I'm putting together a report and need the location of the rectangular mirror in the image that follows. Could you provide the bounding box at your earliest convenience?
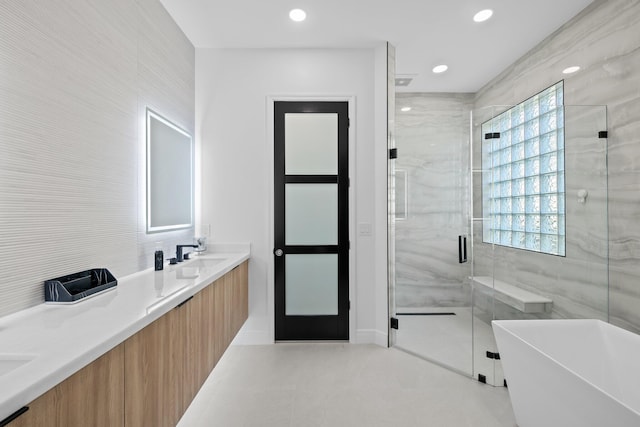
[146,108,194,233]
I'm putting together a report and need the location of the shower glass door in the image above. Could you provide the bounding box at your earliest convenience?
[471,102,609,387]
[391,94,473,376]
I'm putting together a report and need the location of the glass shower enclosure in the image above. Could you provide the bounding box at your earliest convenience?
[390,93,474,376]
[389,92,609,386]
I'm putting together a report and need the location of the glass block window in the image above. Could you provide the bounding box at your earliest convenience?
[482,82,565,256]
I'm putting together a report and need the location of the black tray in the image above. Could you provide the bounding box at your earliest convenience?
[45,268,117,303]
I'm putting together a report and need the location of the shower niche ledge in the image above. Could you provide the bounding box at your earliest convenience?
[472,276,553,313]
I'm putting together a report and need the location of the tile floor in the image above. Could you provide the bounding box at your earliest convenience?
[394,307,505,386]
[178,343,517,427]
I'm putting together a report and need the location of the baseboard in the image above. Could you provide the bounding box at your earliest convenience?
[355,329,388,347]
[233,328,388,347]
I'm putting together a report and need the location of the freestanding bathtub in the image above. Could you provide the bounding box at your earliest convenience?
[493,319,640,427]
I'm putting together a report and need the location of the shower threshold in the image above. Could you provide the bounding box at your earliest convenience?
[397,312,456,316]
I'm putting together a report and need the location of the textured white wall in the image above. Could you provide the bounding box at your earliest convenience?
[0,0,195,317]
[196,48,387,344]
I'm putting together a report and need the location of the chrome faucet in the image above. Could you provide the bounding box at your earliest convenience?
[176,244,198,262]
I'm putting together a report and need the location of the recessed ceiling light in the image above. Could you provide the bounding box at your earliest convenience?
[289,9,306,22]
[401,107,412,112]
[432,65,448,74]
[563,66,581,74]
[473,9,494,23]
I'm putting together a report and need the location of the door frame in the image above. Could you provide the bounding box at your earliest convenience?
[267,95,357,343]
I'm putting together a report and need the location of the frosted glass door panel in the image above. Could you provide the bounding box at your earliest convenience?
[286,184,338,245]
[286,254,338,315]
[285,113,338,175]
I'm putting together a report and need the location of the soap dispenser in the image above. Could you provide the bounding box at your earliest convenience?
[154,242,164,271]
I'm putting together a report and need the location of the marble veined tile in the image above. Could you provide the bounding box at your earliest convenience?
[472,0,640,331]
[394,93,473,309]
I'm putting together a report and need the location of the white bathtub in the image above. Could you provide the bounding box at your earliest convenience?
[493,319,640,427]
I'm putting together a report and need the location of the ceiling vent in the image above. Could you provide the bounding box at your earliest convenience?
[395,77,413,87]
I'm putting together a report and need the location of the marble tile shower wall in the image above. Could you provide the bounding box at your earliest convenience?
[474,0,640,332]
[394,93,473,308]
[472,105,609,322]
[0,0,195,317]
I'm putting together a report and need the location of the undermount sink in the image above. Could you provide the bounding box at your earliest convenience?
[0,354,36,377]
[181,258,225,269]
[175,258,225,279]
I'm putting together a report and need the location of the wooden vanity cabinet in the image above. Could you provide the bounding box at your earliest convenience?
[185,261,249,409]
[8,344,125,427]
[124,260,249,427]
[7,260,248,427]
[185,275,218,406]
[231,261,249,339]
[124,305,187,427]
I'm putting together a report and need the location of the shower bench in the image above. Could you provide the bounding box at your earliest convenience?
[472,276,553,313]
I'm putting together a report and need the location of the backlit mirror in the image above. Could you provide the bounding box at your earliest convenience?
[146,108,194,233]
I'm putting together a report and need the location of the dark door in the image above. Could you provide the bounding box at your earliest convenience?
[274,101,349,340]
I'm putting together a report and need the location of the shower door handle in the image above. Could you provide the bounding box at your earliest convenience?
[458,235,467,264]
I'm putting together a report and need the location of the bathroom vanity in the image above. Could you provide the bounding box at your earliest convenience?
[0,246,249,427]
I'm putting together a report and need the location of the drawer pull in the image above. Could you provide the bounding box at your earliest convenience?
[0,407,29,427]
[175,296,193,309]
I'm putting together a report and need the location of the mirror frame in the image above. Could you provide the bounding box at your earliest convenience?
[146,108,194,233]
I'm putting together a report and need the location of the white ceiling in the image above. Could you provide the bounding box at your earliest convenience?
[159,0,594,93]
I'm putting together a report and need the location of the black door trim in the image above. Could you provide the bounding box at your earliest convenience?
[285,175,338,184]
[274,101,350,341]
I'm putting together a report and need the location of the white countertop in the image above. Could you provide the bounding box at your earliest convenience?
[0,244,250,421]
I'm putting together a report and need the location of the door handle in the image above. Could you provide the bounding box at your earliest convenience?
[274,248,284,257]
[458,235,468,263]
